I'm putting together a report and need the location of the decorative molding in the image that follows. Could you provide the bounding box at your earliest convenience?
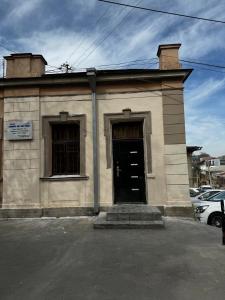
[59,111,69,121]
[0,118,3,140]
[40,176,89,181]
[147,174,155,179]
[42,113,86,177]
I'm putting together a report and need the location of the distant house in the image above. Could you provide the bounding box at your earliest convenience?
[198,156,225,186]
[0,44,193,217]
[200,157,225,173]
[186,146,202,187]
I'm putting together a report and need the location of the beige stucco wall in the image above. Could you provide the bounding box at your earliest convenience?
[39,90,167,208]
[3,96,40,208]
[164,144,191,207]
[187,154,193,186]
[40,94,93,208]
[98,91,167,207]
[2,89,190,210]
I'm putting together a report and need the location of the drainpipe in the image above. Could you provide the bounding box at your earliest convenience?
[87,68,99,214]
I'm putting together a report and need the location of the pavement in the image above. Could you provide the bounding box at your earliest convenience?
[0,217,225,300]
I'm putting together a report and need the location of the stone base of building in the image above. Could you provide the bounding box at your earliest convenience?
[101,206,194,218]
[0,207,95,218]
[0,205,194,218]
[161,206,194,217]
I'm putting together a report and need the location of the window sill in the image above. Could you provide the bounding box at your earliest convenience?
[146,174,155,179]
[40,175,89,181]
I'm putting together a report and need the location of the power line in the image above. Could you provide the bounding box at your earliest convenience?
[94,58,157,68]
[71,4,127,67]
[97,62,158,70]
[180,58,225,70]
[98,0,225,25]
[47,55,225,75]
[0,43,16,53]
[67,5,113,62]
[158,54,225,72]
[94,56,225,71]
[76,0,142,67]
[182,62,225,74]
[46,64,61,69]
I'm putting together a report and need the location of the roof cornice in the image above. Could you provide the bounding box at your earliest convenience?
[0,69,192,88]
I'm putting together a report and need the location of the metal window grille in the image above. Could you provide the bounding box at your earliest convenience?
[52,123,80,175]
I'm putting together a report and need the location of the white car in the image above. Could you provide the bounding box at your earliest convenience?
[195,191,225,227]
[198,185,212,193]
[189,188,201,197]
[191,189,223,206]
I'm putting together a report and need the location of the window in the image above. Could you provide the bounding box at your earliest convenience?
[42,113,86,178]
[52,123,80,175]
[220,160,225,165]
[207,191,225,201]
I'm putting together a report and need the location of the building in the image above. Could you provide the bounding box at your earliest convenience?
[0,44,193,217]
[186,146,202,187]
[199,156,225,187]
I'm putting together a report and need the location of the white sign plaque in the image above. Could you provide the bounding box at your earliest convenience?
[6,121,33,140]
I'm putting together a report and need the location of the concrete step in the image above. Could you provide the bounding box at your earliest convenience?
[94,213,165,229]
[106,204,162,221]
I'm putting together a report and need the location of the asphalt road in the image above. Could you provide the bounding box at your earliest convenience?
[0,217,225,300]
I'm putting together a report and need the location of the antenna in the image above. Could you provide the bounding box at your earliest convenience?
[59,62,73,73]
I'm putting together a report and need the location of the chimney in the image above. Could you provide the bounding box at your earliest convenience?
[4,53,47,78]
[157,44,181,70]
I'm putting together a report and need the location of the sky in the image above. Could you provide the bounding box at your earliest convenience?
[0,0,225,157]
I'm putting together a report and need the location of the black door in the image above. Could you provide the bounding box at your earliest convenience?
[112,122,146,203]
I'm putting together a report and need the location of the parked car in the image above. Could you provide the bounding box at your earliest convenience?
[198,185,212,193]
[195,191,225,227]
[189,187,201,197]
[191,189,223,206]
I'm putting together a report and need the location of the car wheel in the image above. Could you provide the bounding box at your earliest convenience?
[209,213,222,228]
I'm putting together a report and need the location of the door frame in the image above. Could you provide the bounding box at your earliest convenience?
[112,124,146,204]
[104,109,152,205]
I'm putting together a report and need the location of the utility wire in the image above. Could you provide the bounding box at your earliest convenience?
[0,43,16,53]
[161,54,225,70]
[47,56,225,74]
[76,0,141,67]
[67,5,113,62]
[98,0,225,25]
[47,64,61,69]
[93,57,225,72]
[181,59,225,70]
[182,62,225,74]
[93,58,157,67]
[97,63,158,70]
[71,3,127,67]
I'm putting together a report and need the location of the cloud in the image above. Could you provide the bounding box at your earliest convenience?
[185,114,225,156]
[16,29,109,69]
[1,0,225,157]
[185,77,225,106]
[5,0,43,22]
[185,76,225,156]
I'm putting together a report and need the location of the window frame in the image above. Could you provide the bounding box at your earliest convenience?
[42,112,86,178]
[51,122,80,176]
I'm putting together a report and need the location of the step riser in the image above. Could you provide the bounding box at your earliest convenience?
[93,206,165,229]
[94,222,165,229]
[107,213,162,221]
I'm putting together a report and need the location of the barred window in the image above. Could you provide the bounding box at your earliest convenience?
[52,123,80,175]
[42,113,86,178]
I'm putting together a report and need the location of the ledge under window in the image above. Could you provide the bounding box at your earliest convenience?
[146,174,155,179]
[40,175,89,181]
